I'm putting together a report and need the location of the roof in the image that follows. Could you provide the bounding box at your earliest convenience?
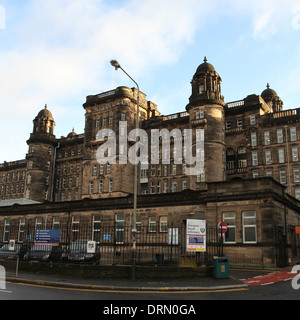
[195,57,216,74]
[0,199,41,207]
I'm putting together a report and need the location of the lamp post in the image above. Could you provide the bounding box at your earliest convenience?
[110,59,139,280]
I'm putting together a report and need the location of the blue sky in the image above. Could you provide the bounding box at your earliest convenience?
[0,0,300,162]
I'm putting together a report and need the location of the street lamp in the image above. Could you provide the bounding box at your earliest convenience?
[110,59,139,281]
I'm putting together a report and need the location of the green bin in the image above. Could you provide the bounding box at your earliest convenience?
[213,257,229,279]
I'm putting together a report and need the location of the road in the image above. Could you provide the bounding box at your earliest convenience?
[0,278,299,301]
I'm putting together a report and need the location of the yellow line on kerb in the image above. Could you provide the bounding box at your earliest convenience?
[6,281,248,294]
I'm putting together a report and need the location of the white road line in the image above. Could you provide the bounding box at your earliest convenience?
[0,290,12,294]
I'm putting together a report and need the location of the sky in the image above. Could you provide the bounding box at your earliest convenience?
[0,0,300,163]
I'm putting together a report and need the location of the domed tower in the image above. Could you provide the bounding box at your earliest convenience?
[261,84,283,112]
[26,105,58,202]
[186,57,226,185]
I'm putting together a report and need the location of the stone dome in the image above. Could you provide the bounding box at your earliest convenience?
[37,104,54,120]
[67,128,77,138]
[195,57,216,74]
[261,84,278,102]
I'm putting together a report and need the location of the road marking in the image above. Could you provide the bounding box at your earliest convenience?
[6,281,248,294]
[0,289,12,294]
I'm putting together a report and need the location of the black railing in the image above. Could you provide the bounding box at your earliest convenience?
[1,223,299,267]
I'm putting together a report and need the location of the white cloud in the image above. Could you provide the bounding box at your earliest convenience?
[0,0,217,162]
[226,0,300,38]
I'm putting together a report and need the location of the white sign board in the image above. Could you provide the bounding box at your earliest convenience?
[186,219,206,252]
[87,241,96,253]
[9,240,15,251]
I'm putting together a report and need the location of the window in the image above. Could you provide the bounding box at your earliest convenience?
[251,132,257,147]
[264,131,270,145]
[157,181,161,194]
[277,129,283,143]
[278,149,285,163]
[18,218,25,242]
[295,189,300,200]
[93,165,97,176]
[150,182,155,194]
[172,164,177,175]
[237,119,243,127]
[159,217,168,233]
[109,179,113,193]
[115,214,124,244]
[265,150,272,165]
[292,147,299,162]
[223,212,236,243]
[99,180,103,194]
[89,182,94,194]
[293,168,300,183]
[148,217,156,233]
[3,219,10,242]
[253,171,259,179]
[182,180,187,191]
[279,170,287,184]
[196,109,204,120]
[238,159,247,168]
[227,161,235,169]
[266,170,273,177]
[172,181,177,193]
[250,115,256,125]
[53,217,60,229]
[72,216,80,241]
[93,215,101,243]
[121,113,126,121]
[252,152,258,166]
[226,121,231,129]
[243,211,257,243]
[35,217,43,230]
[163,181,168,193]
[291,127,297,142]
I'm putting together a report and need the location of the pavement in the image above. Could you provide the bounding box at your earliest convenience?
[5,267,298,292]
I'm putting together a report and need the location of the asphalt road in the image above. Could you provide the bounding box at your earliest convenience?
[0,278,299,301]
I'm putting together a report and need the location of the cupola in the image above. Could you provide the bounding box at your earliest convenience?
[186,57,225,111]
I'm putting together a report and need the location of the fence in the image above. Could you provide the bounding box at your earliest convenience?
[1,222,299,267]
[0,223,221,266]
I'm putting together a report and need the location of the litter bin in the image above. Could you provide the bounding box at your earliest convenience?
[213,257,229,279]
[156,253,164,266]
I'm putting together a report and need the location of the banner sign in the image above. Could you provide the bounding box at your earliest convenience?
[35,229,61,246]
[186,219,206,252]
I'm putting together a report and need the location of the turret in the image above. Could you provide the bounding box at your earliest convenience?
[186,58,226,185]
[26,105,57,202]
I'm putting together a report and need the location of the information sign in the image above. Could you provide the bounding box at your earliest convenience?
[35,229,61,246]
[186,219,206,252]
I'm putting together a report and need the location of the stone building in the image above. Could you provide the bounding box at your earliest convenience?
[0,58,300,266]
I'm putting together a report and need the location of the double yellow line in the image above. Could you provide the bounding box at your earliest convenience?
[6,280,248,294]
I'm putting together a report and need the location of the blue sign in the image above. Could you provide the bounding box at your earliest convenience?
[103,234,111,241]
[35,229,61,245]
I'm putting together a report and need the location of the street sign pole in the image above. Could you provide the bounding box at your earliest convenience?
[217,222,228,257]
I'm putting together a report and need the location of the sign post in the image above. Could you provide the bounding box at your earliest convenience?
[186,219,206,253]
[217,222,228,257]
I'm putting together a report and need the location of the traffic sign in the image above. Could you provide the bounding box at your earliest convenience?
[218,222,228,234]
